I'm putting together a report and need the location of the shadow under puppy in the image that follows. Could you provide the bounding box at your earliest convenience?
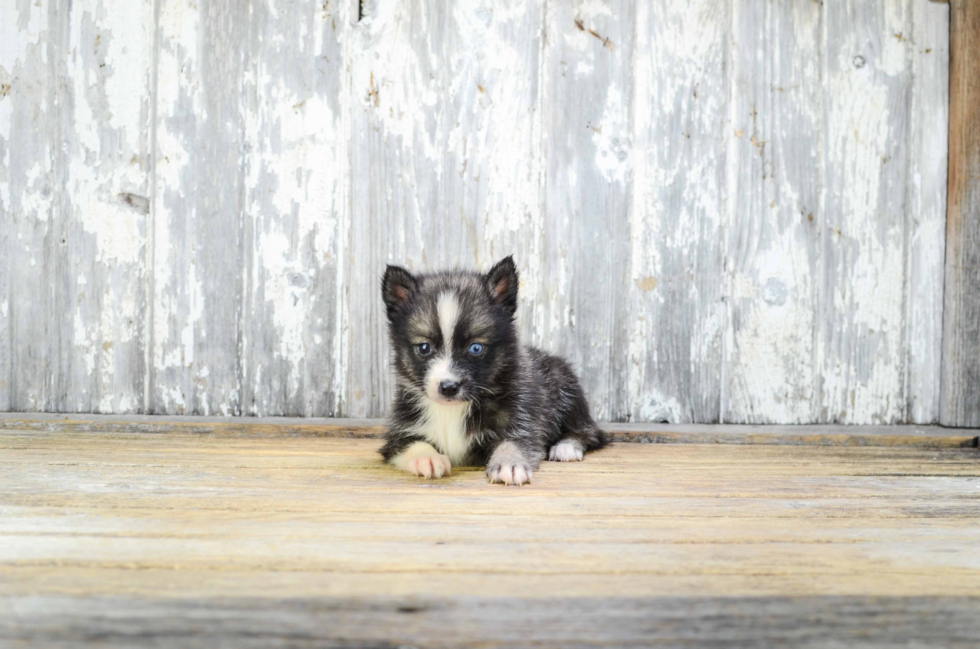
[379,256,607,486]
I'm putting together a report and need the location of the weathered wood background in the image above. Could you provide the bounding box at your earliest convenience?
[941,0,980,429]
[0,0,954,424]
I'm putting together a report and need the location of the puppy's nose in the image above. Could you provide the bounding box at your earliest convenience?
[438,380,461,398]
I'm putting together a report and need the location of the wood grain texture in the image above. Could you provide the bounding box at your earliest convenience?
[629,0,728,423]
[4,595,979,648]
[347,0,544,417]
[0,1,62,413]
[0,413,976,447]
[63,0,153,415]
[906,1,949,424]
[0,431,978,645]
[0,0,956,424]
[724,0,822,423]
[821,0,915,424]
[239,0,350,417]
[0,0,152,413]
[150,0,249,415]
[537,0,632,421]
[940,0,980,427]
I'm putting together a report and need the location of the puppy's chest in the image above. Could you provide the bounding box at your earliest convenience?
[413,402,473,464]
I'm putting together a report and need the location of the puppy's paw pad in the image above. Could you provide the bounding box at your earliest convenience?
[407,454,452,479]
[487,463,532,486]
[548,440,584,462]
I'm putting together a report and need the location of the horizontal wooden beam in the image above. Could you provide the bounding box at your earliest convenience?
[1,413,976,448]
[5,595,980,647]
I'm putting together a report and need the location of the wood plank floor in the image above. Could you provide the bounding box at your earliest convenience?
[1,428,979,647]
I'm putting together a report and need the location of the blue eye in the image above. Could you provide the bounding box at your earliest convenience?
[468,342,485,356]
[417,342,433,357]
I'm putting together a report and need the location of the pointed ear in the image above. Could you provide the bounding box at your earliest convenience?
[484,255,519,315]
[381,265,418,318]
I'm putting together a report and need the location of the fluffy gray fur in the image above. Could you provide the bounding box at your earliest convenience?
[379,256,608,485]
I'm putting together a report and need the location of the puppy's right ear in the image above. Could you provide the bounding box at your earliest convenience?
[382,265,418,319]
[484,255,519,315]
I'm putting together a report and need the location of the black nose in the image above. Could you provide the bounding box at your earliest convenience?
[438,380,461,398]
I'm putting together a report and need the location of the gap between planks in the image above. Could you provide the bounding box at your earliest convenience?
[0,413,977,448]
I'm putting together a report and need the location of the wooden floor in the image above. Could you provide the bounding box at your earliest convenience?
[1,426,979,647]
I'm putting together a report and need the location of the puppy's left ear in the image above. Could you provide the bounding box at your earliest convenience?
[382,265,418,319]
[485,255,519,315]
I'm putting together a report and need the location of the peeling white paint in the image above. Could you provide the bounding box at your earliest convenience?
[73,309,97,378]
[1,1,45,70]
[150,0,222,415]
[238,0,350,416]
[591,86,631,185]
[634,389,684,423]
[20,162,53,223]
[627,0,728,422]
[819,0,913,424]
[0,0,951,423]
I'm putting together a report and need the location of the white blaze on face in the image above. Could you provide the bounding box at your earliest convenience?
[437,291,459,353]
[425,291,461,402]
[415,290,471,463]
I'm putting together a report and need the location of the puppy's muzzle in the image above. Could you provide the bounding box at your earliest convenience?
[438,380,461,399]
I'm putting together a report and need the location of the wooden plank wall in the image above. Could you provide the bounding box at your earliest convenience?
[940,0,980,428]
[0,0,953,424]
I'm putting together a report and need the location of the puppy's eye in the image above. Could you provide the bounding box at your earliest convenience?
[468,342,485,356]
[416,342,433,357]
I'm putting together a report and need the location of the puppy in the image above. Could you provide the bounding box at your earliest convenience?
[379,256,607,486]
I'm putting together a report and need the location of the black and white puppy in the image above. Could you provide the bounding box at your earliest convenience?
[379,256,607,486]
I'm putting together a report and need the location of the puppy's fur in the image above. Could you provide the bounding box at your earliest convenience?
[379,256,607,486]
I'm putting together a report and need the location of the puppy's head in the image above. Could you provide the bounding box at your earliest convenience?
[381,256,519,405]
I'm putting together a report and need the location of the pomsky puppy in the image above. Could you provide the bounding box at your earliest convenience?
[379,256,607,486]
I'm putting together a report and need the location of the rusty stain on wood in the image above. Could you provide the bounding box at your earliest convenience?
[636,276,657,292]
[574,18,614,51]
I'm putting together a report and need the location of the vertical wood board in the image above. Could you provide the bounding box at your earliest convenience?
[906,1,949,424]
[820,0,913,424]
[150,0,248,415]
[629,0,728,423]
[940,0,980,427]
[0,0,152,413]
[240,0,350,417]
[724,0,822,423]
[537,0,633,421]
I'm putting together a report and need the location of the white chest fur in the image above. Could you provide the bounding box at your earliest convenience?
[412,399,472,465]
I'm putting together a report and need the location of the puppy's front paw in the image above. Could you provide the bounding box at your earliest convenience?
[548,440,584,462]
[487,462,532,486]
[407,453,452,479]
[390,442,452,479]
[486,441,537,486]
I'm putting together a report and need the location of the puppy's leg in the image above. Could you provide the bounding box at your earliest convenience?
[548,365,609,462]
[549,387,609,461]
[390,441,452,479]
[486,440,541,486]
[549,423,608,462]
